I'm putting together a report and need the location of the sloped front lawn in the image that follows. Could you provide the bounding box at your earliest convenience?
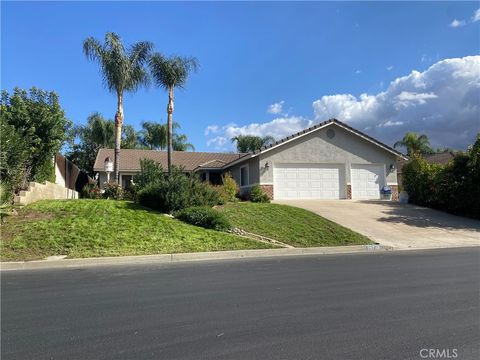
[1,200,273,261]
[217,202,372,248]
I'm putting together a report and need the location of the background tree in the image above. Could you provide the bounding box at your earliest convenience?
[66,112,139,176]
[173,134,195,151]
[394,132,433,156]
[0,87,70,194]
[83,32,152,181]
[149,54,198,173]
[231,135,275,153]
[139,120,193,151]
[138,121,179,150]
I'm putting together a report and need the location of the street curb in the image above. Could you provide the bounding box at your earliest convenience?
[1,244,392,271]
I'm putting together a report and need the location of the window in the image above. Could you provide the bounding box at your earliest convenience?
[122,175,133,189]
[240,166,249,187]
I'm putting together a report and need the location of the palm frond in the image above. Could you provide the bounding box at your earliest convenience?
[149,53,198,90]
[83,32,152,95]
[83,37,103,61]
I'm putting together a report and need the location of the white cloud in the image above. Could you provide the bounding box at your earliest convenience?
[394,91,438,108]
[205,116,314,150]
[223,116,314,140]
[355,70,362,74]
[206,56,480,151]
[206,136,228,149]
[312,56,480,149]
[381,121,404,127]
[204,125,219,136]
[267,101,285,115]
[473,8,480,22]
[449,19,466,28]
[449,8,480,27]
[386,66,394,71]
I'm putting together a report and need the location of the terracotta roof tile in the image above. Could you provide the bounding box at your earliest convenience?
[93,149,245,172]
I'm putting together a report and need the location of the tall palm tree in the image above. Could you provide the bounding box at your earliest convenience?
[394,132,433,156]
[83,32,152,182]
[149,54,198,173]
[231,135,275,153]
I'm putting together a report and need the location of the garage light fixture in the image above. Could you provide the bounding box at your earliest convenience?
[389,164,395,171]
[264,161,270,170]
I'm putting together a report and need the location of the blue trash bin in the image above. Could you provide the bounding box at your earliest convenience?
[381,186,392,200]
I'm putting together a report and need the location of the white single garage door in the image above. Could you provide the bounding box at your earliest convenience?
[274,163,344,200]
[351,164,385,200]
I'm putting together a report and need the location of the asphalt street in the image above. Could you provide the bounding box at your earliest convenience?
[2,247,479,360]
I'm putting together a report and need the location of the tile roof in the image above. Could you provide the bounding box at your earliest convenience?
[424,151,456,165]
[93,149,245,172]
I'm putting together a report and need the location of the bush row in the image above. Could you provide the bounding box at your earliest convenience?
[402,134,480,219]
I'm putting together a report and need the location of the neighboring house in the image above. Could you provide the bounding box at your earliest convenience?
[94,119,408,200]
[396,151,456,187]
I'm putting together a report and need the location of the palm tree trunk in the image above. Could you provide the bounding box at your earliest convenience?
[114,93,124,183]
[167,87,174,174]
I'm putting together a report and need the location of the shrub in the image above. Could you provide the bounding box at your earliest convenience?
[221,172,239,201]
[122,186,137,201]
[81,183,101,199]
[137,167,222,213]
[402,134,480,219]
[0,87,71,192]
[175,206,231,231]
[250,185,270,203]
[210,185,230,205]
[133,159,164,190]
[102,182,123,200]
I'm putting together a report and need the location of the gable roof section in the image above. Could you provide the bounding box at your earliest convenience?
[225,118,408,168]
[93,149,244,172]
[257,119,407,158]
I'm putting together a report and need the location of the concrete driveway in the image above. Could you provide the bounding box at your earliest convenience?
[275,200,480,249]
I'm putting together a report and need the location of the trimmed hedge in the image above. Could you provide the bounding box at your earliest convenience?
[402,134,480,219]
[175,206,231,231]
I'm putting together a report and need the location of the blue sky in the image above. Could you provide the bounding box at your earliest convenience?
[2,1,479,151]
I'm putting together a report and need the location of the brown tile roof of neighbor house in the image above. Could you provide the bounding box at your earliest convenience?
[396,151,456,174]
[424,151,456,165]
[93,149,245,172]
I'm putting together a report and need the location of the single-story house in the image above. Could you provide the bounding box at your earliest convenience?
[94,119,408,200]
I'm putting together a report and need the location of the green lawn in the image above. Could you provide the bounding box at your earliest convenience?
[1,200,273,261]
[217,202,372,247]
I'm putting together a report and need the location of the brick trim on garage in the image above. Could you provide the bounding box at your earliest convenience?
[260,185,274,200]
[390,185,399,201]
[346,185,352,199]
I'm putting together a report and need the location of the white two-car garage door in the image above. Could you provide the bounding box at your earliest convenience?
[351,164,385,200]
[274,164,344,200]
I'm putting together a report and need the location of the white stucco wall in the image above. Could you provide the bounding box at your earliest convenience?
[258,124,398,185]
